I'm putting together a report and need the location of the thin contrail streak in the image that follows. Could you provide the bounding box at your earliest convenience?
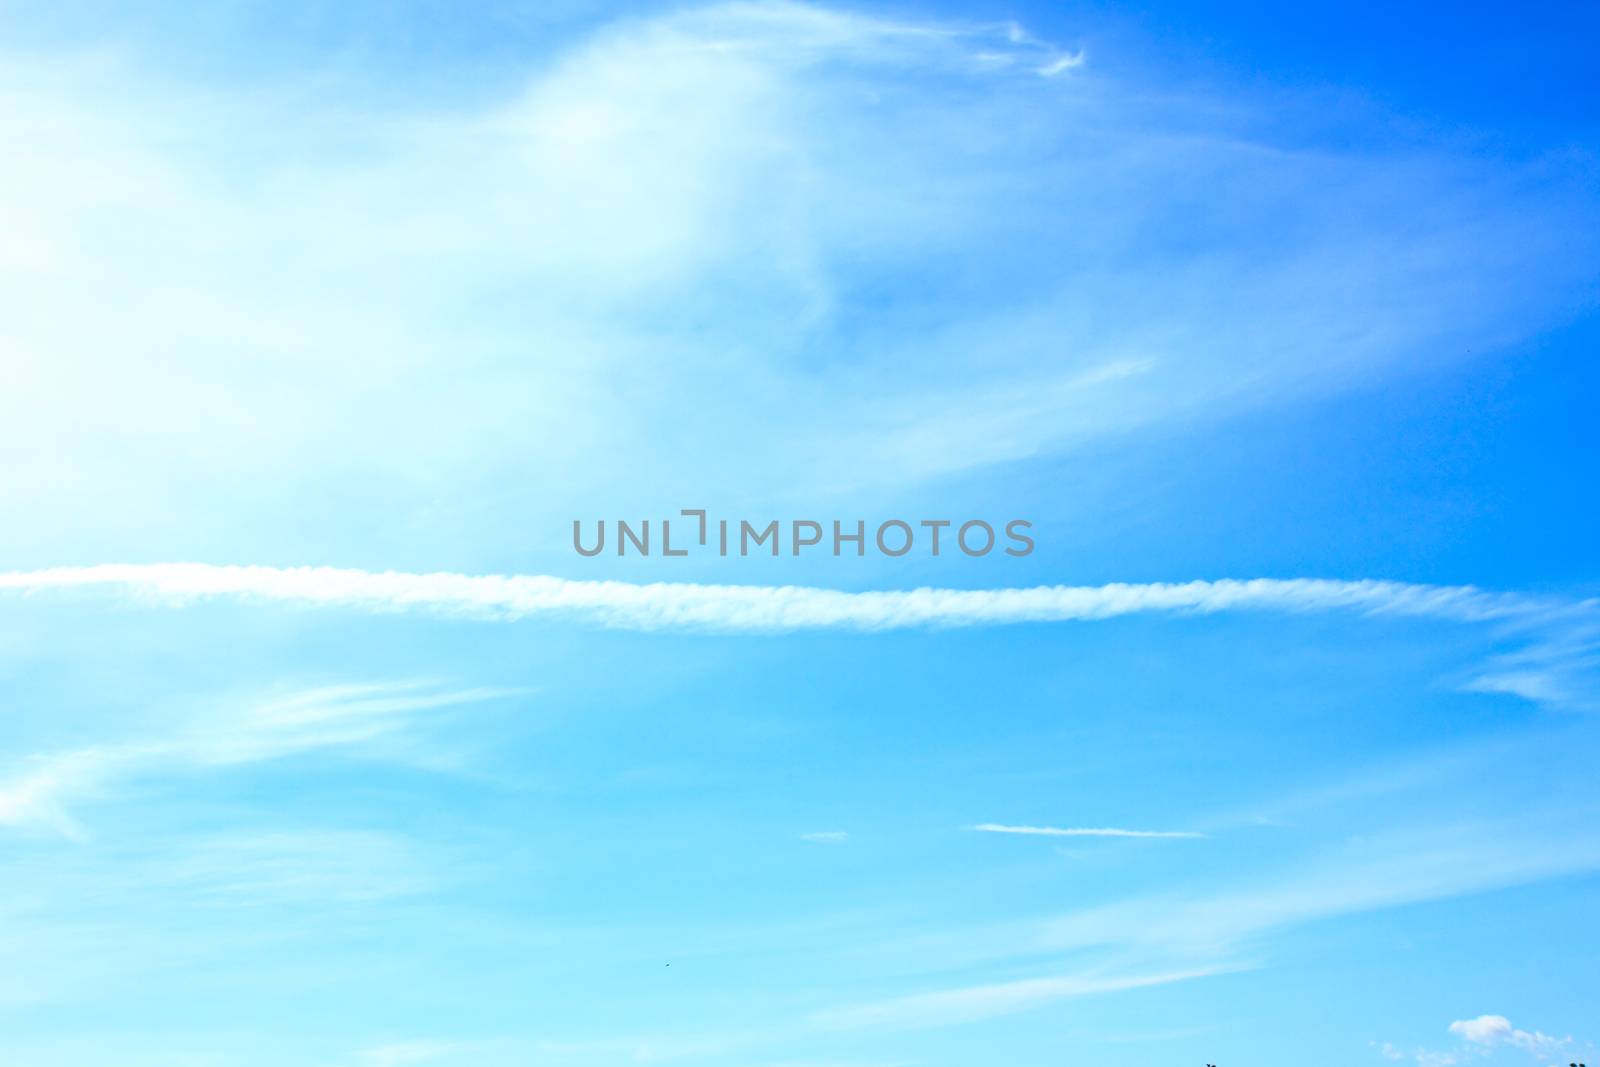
[971,823,1206,839]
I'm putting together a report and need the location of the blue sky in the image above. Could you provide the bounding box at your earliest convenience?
[0,2,1598,1065]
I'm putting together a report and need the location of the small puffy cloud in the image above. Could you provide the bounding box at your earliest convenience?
[1381,1015,1582,1067]
[1449,1014,1566,1056]
[1451,1015,1515,1045]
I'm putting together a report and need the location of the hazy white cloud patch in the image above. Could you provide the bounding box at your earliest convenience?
[0,2,1594,560]
[812,965,1234,1030]
[356,1041,488,1067]
[1449,1014,1569,1056]
[0,681,513,838]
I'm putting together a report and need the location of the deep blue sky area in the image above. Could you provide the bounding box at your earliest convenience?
[1012,312,1600,589]
[1024,0,1600,138]
[6,1,1598,141]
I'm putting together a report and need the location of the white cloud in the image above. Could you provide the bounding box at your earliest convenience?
[800,831,849,843]
[1449,1015,1568,1056]
[5,563,1595,708]
[1037,52,1085,76]
[1036,824,1600,959]
[1463,616,1600,711]
[1381,1014,1582,1067]
[0,563,1559,629]
[1452,1015,1517,1045]
[812,965,1231,1030]
[972,823,1204,839]
[807,819,1600,1039]
[0,2,1592,563]
[0,681,511,837]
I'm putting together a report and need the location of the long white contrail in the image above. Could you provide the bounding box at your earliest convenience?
[0,563,1564,633]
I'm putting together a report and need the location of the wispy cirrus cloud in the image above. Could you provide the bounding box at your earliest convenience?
[807,812,1600,1038]
[4,563,1596,708]
[1031,820,1600,962]
[155,829,440,906]
[1,2,1594,565]
[812,965,1235,1030]
[0,681,511,838]
[0,562,1564,629]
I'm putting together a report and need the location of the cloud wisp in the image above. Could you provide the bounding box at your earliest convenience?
[0,681,510,839]
[4,563,1595,708]
[0,562,1567,630]
[3,0,1596,564]
[813,811,1600,1038]
[812,965,1235,1031]
[971,823,1205,839]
